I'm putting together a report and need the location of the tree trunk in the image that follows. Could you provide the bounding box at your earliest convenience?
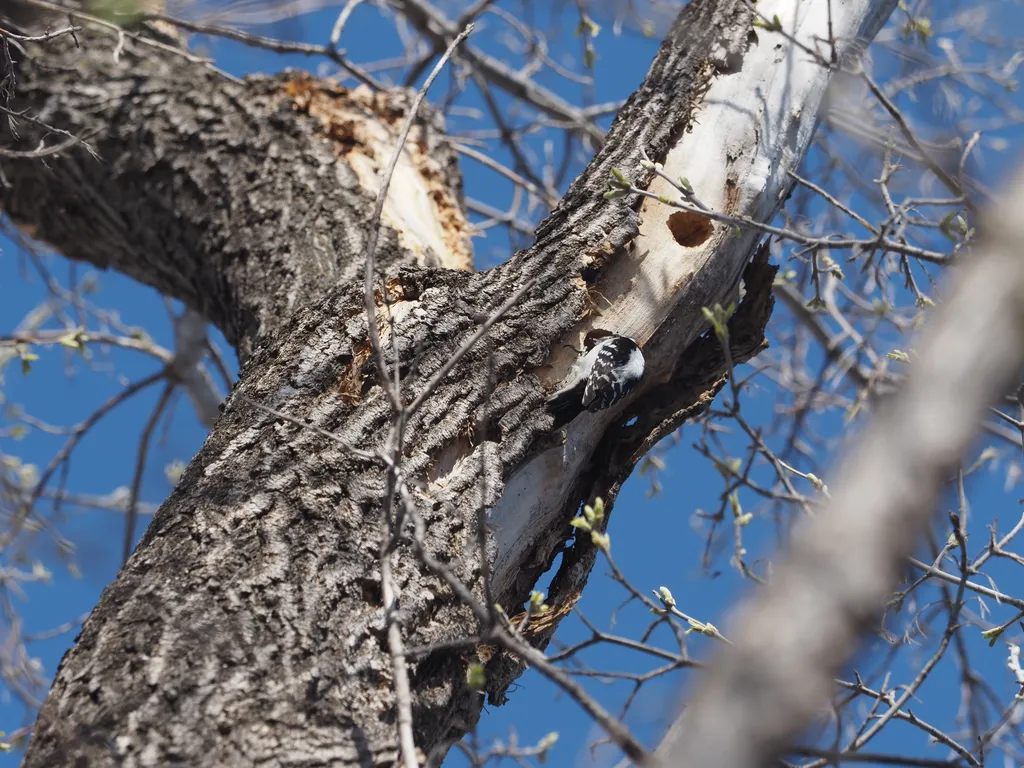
[3,1,897,765]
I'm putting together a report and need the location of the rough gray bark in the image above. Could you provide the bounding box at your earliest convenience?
[1,1,884,766]
[1,12,471,355]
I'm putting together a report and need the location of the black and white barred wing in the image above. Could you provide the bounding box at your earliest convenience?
[580,337,644,412]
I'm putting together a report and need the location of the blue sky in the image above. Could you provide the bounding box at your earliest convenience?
[3,1,1024,765]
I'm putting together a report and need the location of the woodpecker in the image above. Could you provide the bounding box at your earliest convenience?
[546,331,645,428]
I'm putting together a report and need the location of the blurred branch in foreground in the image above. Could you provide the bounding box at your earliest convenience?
[658,160,1024,768]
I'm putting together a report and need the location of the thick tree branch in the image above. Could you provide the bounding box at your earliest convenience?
[482,0,900,664]
[0,11,471,355]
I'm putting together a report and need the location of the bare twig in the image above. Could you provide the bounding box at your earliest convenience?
[123,383,175,565]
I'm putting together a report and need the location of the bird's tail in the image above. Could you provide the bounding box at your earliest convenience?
[546,381,584,429]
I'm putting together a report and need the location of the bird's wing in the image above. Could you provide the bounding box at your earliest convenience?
[581,340,633,411]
